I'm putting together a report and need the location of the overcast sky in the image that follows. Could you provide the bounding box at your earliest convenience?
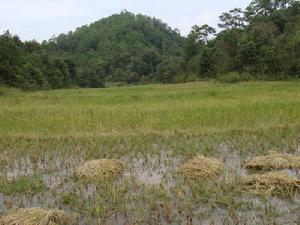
[0,0,251,42]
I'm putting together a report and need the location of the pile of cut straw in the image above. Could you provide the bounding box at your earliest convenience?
[179,154,224,179]
[75,159,124,180]
[242,172,300,198]
[245,152,300,171]
[0,208,69,225]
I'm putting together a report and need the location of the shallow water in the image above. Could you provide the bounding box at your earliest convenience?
[0,145,300,225]
[123,151,182,187]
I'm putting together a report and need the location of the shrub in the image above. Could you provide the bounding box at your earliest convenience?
[185,73,198,82]
[216,72,252,83]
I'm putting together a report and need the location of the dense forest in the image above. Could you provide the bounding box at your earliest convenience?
[0,0,300,89]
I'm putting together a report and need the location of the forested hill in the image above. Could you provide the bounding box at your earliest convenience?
[48,11,185,85]
[1,0,300,89]
[0,12,184,89]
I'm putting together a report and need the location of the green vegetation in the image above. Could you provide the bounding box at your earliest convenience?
[185,0,300,79]
[0,81,299,139]
[0,81,299,224]
[0,176,45,195]
[0,11,183,89]
[1,0,300,89]
[216,72,252,83]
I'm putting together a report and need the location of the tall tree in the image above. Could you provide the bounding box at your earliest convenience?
[218,8,246,30]
[188,24,216,44]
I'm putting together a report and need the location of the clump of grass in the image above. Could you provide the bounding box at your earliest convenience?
[0,176,45,195]
[61,192,79,206]
[0,208,69,225]
[75,159,124,180]
[242,172,300,198]
[179,154,224,179]
[245,151,300,171]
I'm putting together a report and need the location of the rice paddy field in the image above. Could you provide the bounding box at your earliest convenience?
[0,81,300,225]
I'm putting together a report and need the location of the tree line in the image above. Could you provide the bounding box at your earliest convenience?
[184,0,300,81]
[0,0,299,89]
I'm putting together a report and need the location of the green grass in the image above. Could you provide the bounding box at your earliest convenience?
[0,176,45,195]
[0,81,299,138]
[0,81,299,157]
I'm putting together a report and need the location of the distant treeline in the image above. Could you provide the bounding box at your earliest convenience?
[0,0,300,89]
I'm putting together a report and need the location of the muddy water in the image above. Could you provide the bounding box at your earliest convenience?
[0,145,300,225]
[123,151,181,187]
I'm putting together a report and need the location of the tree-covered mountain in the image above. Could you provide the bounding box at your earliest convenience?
[46,10,185,86]
[0,11,185,89]
[1,0,300,89]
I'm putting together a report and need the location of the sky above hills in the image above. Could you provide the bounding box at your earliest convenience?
[0,0,251,42]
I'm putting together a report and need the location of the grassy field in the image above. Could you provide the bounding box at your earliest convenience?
[0,81,299,137]
[0,81,300,224]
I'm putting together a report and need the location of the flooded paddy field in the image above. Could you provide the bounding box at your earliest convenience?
[0,137,300,225]
[0,81,300,224]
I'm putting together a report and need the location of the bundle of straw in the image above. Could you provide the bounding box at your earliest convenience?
[245,152,300,171]
[75,159,124,180]
[242,172,300,198]
[0,208,69,225]
[179,154,224,179]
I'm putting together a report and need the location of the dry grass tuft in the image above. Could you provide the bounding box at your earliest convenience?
[75,159,124,180]
[0,208,69,225]
[179,154,224,179]
[245,152,300,171]
[242,172,300,198]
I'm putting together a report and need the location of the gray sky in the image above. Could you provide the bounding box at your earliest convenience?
[0,0,251,42]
